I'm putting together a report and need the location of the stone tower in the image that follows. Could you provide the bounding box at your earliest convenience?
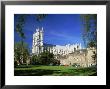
[32,27,43,54]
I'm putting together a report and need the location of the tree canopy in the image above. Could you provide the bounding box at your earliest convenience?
[81,14,97,48]
[14,42,30,65]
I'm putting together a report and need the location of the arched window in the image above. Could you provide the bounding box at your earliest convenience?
[74,47,76,51]
[77,45,79,49]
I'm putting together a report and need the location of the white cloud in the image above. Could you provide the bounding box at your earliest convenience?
[49,30,77,40]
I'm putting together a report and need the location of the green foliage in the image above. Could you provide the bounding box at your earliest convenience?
[16,15,26,40]
[31,51,60,65]
[72,63,80,67]
[14,42,30,65]
[88,41,96,48]
[14,60,18,67]
[39,51,54,65]
[81,14,97,48]
[15,14,47,66]
[36,14,47,22]
[39,51,60,65]
[31,55,41,65]
[15,14,47,41]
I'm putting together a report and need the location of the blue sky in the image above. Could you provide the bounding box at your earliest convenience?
[14,14,84,51]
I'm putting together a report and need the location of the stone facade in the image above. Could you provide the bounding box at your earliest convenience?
[32,27,44,54]
[46,44,82,56]
[58,47,96,67]
[32,28,97,67]
[32,28,82,55]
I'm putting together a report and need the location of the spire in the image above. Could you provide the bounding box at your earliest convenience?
[36,27,40,32]
[41,27,44,32]
[80,43,82,49]
[36,28,38,32]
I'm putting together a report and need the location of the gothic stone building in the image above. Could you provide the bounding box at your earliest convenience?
[32,28,97,67]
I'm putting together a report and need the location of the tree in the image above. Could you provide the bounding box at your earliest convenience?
[80,14,97,48]
[31,55,41,65]
[15,14,47,40]
[15,15,26,63]
[14,42,30,66]
[36,14,47,22]
[16,15,26,40]
[31,51,55,65]
[39,51,55,65]
[15,14,47,64]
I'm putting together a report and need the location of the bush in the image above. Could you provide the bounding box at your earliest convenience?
[31,51,61,66]
[14,61,18,67]
[72,63,80,67]
[38,51,55,65]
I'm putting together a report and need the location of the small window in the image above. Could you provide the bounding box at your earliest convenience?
[93,51,95,54]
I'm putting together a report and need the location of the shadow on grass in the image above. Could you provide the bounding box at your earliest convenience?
[69,66,97,76]
[15,65,40,68]
[14,66,97,76]
[14,69,61,76]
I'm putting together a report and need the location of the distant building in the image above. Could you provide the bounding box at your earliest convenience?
[32,28,97,67]
[32,27,44,54]
[32,27,82,55]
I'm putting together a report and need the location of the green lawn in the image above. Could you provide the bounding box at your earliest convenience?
[14,65,97,76]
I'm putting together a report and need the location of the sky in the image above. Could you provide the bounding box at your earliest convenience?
[14,14,84,51]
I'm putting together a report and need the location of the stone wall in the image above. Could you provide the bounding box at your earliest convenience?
[56,47,97,67]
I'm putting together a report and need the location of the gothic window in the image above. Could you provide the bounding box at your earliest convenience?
[34,38,36,45]
[77,45,79,49]
[74,48,76,51]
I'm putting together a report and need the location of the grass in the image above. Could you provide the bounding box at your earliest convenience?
[14,65,97,76]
